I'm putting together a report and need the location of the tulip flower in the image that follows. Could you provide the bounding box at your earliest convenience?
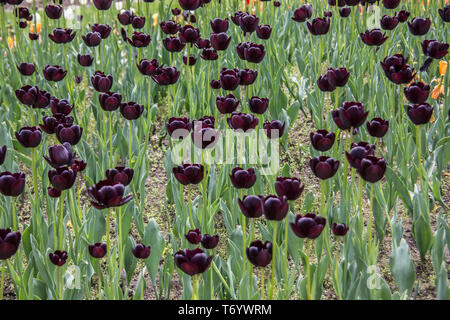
[230,11,245,25]
[332,223,349,236]
[210,80,221,89]
[307,18,330,36]
[195,38,211,49]
[404,82,430,104]
[40,114,70,134]
[0,229,21,260]
[49,28,76,44]
[15,126,42,148]
[48,167,77,191]
[93,0,112,10]
[439,6,450,23]
[0,146,6,166]
[242,43,265,63]
[219,68,240,91]
[262,195,289,221]
[71,160,87,173]
[274,1,280,7]
[210,18,229,33]
[324,11,333,18]
[50,98,73,116]
[99,92,122,111]
[120,102,144,120]
[178,0,201,10]
[248,96,268,114]
[360,29,388,46]
[336,101,369,129]
[15,7,31,20]
[357,156,386,183]
[44,143,76,169]
[127,32,151,47]
[366,118,389,138]
[422,40,449,60]
[227,112,258,132]
[43,65,67,82]
[406,17,431,36]
[292,4,313,23]
[382,0,400,9]
[317,70,337,92]
[17,62,35,76]
[264,120,285,139]
[310,130,335,152]
[291,213,326,239]
[199,48,217,61]
[173,164,204,185]
[396,10,410,23]
[329,0,346,5]
[91,24,111,39]
[91,71,113,92]
[216,94,239,114]
[118,10,133,25]
[345,0,360,5]
[56,123,82,146]
[82,31,101,47]
[239,69,258,86]
[88,180,133,210]
[132,244,151,259]
[345,142,375,169]
[246,240,272,267]
[310,156,340,180]
[210,32,231,51]
[201,234,219,249]
[29,33,39,40]
[238,195,263,218]
[339,7,351,17]
[185,229,202,244]
[381,54,415,84]
[172,8,181,15]
[275,177,304,201]
[137,59,159,76]
[77,54,93,67]
[160,20,180,34]
[407,103,434,125]
[89,243,107,258]
[106,166,134,186]
[166,117,192,139]
[179,25,200,43]
[163,36,186,52]
[256,25,272,40]
[131,16,146,29]
[0,172,25,197]
[49,250,68,266]
[151,66,180,85]
[191,117,219,149]
[230,167,256,189]
[175,248,212,276]
[16,85,51,108]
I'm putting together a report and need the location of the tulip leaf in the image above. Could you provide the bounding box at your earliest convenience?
[389,239,416,297]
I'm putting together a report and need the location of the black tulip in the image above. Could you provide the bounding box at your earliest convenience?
[357,156,386,183]
[15,126,41,148]
[132,244,151,259]
[310,156,340,180]
[44,143,76,169]
[230,167,256,189]
[407,103,433,125]
[89,243,107,258]
[246,240,272,267]
[291,213,326,239]
[310,130,335,152]
[185,229,202,244]
[17,62,35,76]
[0,229,21,260]
[275,177,304,201]
[0,172,25,197]
[174,248,212,276]
[366,118,389,138]
[106,166,134,186]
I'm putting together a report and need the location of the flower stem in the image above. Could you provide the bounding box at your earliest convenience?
[11,197,17,231]
[59,191,65,249]
[97,262,102,300]
[306,240,312,300]
[118,206,123,273]
[187,185,194,228]
[260,267,265,300]
[109,111,114,168]
[269,221,277,300]
[284,214,289,292]
[58,267,63,300]
[320,179,326,216]
[106,208,111,259]
[368,184,374,254]
[0,263,4,300]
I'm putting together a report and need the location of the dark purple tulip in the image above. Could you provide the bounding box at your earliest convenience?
[324,11,333,18]
[210,79,221,89]
[345,142,376,169]
[178,0,201,10]
[131,16,146,29]
[151,67,180,85]
[239,69,258,86]
[71,160,87,173]
[50,98,72,116]
[404,82,430,104]
[220,68,240,91]
[310,130,335,152]
[345,0,360,5]
[166,117,192,139]
[357,156,386,183]
[89,243,107,258]
[15,7,31,20]
[15,126,41,148]
[439,6,450,22]
[339,7,351,17]
[246,240,272,267]
[173,164,204,185]
[243,43,265,63]
[381,54,415,84]
[195,38,211,49]
[331,67,350,87]
[191,120,219,149]
[275,177,304,201]
[92,24,111,39]
[292,4,313,23]
[380,15,399,30]
[0,172,26,197]
[291,213,326,239]
[106,166,134,186]
[337,101,369,129]
[422,40,449,59]
[249,96,268,114]
[396,10,410,22]
[210,18,229,33]
[227,112,258,132]
[99,92,122,111]
[179,25,200,43]
[262,195,289,221]
[231,11,245,26]
[29,33,39,40]
[45,4,62,19]
[49,250,68,266]
[132,244,151,259]
[75,76,82,84]
[0,146,6,166]
[82,31,101,47]
[383,0,400,9]
[274,1,281,7]
[172,8,182,16]
[56,123,83,145]
[239,14,259,34]
[360,29,388,46]
[210,32,231,51]
[408,18,431,36]
[77,54,93,67]
[366,118,389,138]
[0,229,21,260]
[230,167,256,189]
[120,102,144,120]
[174,248,212,276]
[190,13,197,23]
[264,120,286,139]
[163,36,186,52]
[256,25,272,40]
[332,223,349,236]
[238,195,263,218]
[17,62,35,76]
[310,156,340,180]
[16,86,50,108]
[117,10,133,25]
[216,94,239,114]
[329,0,346,6]
[201,234,219,250]
[317,70,337,92]
[236,41,249,58]
[88,180,133,210]
[6,0,24,4]
[307,18,330,36]
[407,103,433,125]
[331,110,350,130]
[137,59,159,76]
[40,114,70,134]
[93,0,112,10]
[91,71,113,92]
[48,167,77,191]
[43,65,66,82]
[44,143,76,169]
[127,31,151,47]
[200,48,218,61]
[160,20,180,35]
[185,229,202,244]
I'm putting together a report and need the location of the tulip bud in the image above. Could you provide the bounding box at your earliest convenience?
[99,92,122,111]
[174,248,212,276]
[89,243,107,258]
[49,250,68,266]
[0,229,21,260]
[262,195,289,221]
[357,156,386,183]
[178,0,201,11]
[339,7,351,17]
[291,213,326,239]
[17,62,35,76]
[210,18,229,33]
[256,25,272,40]
[404,82,430,104]
[183,55,197,66]
[238,195,263,218]
[93,0,113,10]
[230,167,256,189]
[382,0,400,9]
[185,229,202,244]
[173,164,204,185]
[88,180,133,210]
[0,172,26,197]
[332,223,349,236]
[120,102,144,120]
[56,123,83,145]
[310,130,335,152]
[45,4,62,19]
[275,177,304,201]
[366,118,389,138]
[210,32,231,51]
[48,166,77,191]
[15,126,42,148]
[77,54,94,67]
[408,18,431,36]
[310,156,340,180]
[132,244,151,259]
[407,103,433,125]
[106,166,134,186]
[201,234,219,250]
[246,240,272,267]
[216,94,239,114]
[118,10,133,25]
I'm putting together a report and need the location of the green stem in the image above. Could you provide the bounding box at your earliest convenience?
[118,206,123,272]
[211,261,231,295]
[187,186,195,228]
[306,240,312,300]
[59,191,65,250]
[106,209,111,260]
[97,262,102,300]
[0,264,4,300]
[284,214,289,292]
[11,197,17,231]
[109,111,114,168]
[368,185,374,254]
[59,267,63,300]
[320,179,326,216]
[269,222,277,300]
[260,267,265,300]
